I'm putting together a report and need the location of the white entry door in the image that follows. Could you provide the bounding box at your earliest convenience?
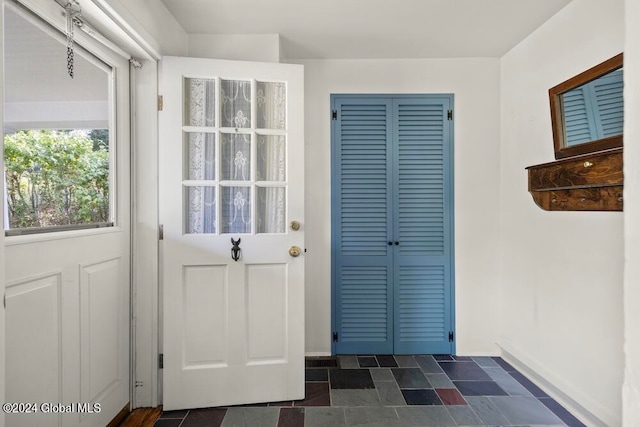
[159,56,305,410]
[2,2,131,426]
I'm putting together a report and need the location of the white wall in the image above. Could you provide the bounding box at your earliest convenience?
[623,0,640,424]
[188,34,281,63]
[289,58,502,356]
[499,0,624,425]
[102,0,187,56]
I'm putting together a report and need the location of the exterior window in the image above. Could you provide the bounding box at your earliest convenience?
[3,6,114,235]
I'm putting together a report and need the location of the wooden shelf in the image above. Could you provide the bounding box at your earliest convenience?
[526,148,623,211]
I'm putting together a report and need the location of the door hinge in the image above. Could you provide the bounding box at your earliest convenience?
[159,353,164,369]
[158,224,164,241]
[447,109,453,120]
[332,110,337,120]
[332,332,338,342]
[448,331,454,342]
[158,95,164,111]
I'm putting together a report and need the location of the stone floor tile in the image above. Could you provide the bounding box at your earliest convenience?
[306,368,329,382]
[472,356,500,368]
[454,380,508,396]
[394,355,419,368]
[539,397,587,427]
[415,355,445,374]
[490,396,564,425]
[182,408,227,427]
[375,381,406,406]
[484,367,533,396]
[445,405,485,426]
[158,410,189,419]
[357,356,379,368]
[392,368,431,388]
[465,396,510,425]
[330,369,375,389]
[401,389,443,405]
[439,361,492,381]
[338,356,359,369]
[294,383,330,406]
[433,354,454,361]
[304,407,346,427]
[277,407,304,427]
[331,389,382,407]
[344,407,401,427]
[426,373,454,388]
[220,407,280,427]
[435,388,467,405]
[491,357,517,372]
[376,355,399,367]
[452,355,473,361]
[509,371,550,398]
[370,368,394,382]
[395,406,457,427]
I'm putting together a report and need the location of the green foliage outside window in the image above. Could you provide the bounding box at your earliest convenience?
[4,129,110,229]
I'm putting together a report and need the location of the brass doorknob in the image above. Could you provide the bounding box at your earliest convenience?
[289,246,301,257]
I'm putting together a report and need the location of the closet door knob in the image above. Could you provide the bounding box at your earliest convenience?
[388,241,393,246]
[395,241,400,245]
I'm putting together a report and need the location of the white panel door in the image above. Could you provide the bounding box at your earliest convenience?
[159,56,305,410]
[1,10,131,427]
[2,2,131,426]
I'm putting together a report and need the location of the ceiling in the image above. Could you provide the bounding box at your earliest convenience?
[160,0,574,60]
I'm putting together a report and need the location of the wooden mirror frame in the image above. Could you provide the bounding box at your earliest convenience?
[549,53,623,159]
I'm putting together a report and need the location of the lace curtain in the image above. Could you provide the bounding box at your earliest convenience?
[185,78,216,233]
[184,78,286,234]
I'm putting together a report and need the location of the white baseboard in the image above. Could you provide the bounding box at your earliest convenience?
[499,341,614,427]
[305,351,332,357]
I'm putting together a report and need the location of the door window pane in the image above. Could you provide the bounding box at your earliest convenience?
[220,79,251,128]
[185,186,216,234]
[185,132,216,180]
[256,187,286,234]
[221,186,251,234]
[257,81,286,129]
[184,78,215,127]
[257,135,286,181]
[221,133,251,181]
[3,7,113,233]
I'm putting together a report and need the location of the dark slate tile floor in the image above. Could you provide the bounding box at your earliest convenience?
[154,355,586,426]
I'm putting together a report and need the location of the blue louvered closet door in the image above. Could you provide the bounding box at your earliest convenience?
[332,94,454,355]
